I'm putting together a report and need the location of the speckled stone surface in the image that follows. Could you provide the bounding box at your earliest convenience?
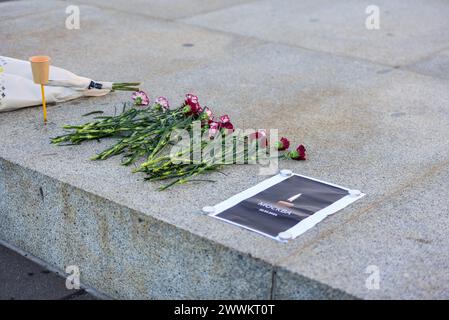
[1,0,449,299]
[182,0,449,66]
[74,0,256,20]
[407,48,449,80]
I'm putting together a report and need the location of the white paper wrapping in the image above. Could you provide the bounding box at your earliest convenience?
[0,56,113,112]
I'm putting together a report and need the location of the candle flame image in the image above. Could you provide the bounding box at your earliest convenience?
[277,192,302,208]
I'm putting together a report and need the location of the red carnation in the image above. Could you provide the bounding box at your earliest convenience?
[219,115,234,134]
[220,121,234,134]
[288,144,306,160]
[249,130,268,148]
[276,137,290,151]
[183,93,202,115]
[208,116,235,138]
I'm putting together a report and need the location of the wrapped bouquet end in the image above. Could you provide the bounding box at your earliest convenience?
[0,56,140,112]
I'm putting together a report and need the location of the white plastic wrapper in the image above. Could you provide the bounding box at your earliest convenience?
[0,56,113,112]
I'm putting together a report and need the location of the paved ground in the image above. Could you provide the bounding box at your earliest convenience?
[0,243,96,300]
[0,0,448,299]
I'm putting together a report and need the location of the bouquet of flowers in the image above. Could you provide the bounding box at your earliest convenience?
[51,92,306,190]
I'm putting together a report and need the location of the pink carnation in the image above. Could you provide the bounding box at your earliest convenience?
[155,96,169,110]
[220,115,230,123]
[131,91,150,106]
[208,121,220,139]
[204,107,213,119]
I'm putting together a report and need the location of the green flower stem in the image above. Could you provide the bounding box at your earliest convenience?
[112,82,141,92]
